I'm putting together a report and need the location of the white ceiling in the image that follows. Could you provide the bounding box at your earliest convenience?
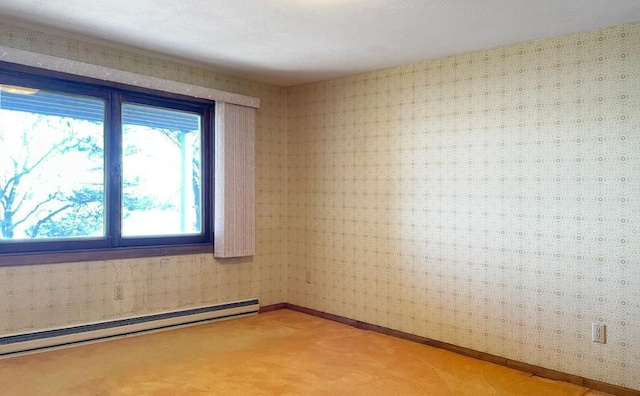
[0,1,639,86]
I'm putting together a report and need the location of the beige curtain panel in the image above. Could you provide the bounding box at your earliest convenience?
[214,102,256,258]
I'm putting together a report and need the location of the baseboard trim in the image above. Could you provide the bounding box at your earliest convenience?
[270,303,638,396]
[259,303,287,313]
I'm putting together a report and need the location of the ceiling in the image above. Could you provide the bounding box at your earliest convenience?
[0,1,639,87]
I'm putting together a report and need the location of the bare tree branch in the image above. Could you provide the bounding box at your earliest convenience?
[28,203,73,238]
[12,187,32,214]
[13,194,57,229]
[1,131,74,200]
[156,128,180,146]
[21,135,75,175]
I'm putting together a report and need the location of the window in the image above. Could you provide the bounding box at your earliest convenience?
[0,65,212,257]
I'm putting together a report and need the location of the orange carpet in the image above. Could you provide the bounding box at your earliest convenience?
[0,309,610,395]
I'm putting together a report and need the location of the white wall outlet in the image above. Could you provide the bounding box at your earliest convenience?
[115,284,124,300]
[592,323,606,344]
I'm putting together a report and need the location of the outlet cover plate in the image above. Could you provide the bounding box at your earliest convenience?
[592,323,606,344]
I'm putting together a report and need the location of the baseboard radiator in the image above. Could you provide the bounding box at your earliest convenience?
[0,298,259,358]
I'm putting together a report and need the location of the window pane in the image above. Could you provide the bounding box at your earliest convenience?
[121,103,202,237]
[0,84,105,241]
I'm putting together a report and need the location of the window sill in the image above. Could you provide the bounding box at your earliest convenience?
[0,244,213,266]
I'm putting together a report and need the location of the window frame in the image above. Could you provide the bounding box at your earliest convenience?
[0,61,214,265]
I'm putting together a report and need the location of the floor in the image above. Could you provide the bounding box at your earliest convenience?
[0,309,611,396]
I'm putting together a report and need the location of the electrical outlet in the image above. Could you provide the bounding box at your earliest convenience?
[592,323,606,344]
[115,284,124,300]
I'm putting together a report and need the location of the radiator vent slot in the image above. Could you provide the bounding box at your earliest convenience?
[0,299,259,357]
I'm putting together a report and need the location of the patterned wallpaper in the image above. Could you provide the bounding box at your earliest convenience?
[0,22,288,331]
[1,17,639,392]
[287,22,639,390]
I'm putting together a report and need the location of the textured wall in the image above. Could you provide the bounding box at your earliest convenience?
[287,23,639,389]
[0,22,288,333]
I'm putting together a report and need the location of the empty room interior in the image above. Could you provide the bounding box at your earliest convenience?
[0,1,639,395]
